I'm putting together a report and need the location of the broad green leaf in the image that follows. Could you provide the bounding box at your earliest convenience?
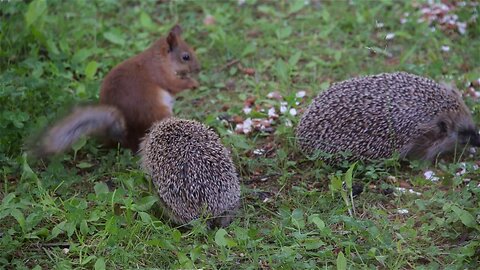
[133,196,159,211]
[276,26,292,39]
[275,59,289,82]
[105,216,118,235]
[214,228,228,247]
[241,43,256,57]
[94,257,106,270]
[2,193,15,205]
[140,12,154,29]
[80,220,89,235]
[76,162,94,169]
[25,0,47,27]
[303,238,325,250]
[234,227,249,241]
[81,255,97,265]
[103,31,125,46]
[291,208,305,229]
[49,220,66,240]
[138,211,152,223]
[330,176,343,191]
[146,239,176,250]
[337,251,347,270]
[308,214,326,230]
[72,48,92,64]
[72,136,87,153]
[288,51,302,66]
[94,182,110,195]
[451,206,476,228]
[65,221,75,237]
[85,61,98,80]
[344,162,357,189]
[21,153,38,182]
[10,208,26,232]
[288,0,305,14]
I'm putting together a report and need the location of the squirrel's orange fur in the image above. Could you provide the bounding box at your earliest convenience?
[35,24,200,156]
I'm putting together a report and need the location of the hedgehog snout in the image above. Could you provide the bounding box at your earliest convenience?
[456,128,480,147]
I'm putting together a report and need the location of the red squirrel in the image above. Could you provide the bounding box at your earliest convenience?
[36,24,200,156]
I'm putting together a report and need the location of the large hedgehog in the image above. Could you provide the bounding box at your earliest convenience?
[296,72,480,162]
[140,118,240,227]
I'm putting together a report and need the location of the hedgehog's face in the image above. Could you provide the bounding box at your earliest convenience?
[456,127,480,147]
[409,113,479,161]
[433,113,480,152]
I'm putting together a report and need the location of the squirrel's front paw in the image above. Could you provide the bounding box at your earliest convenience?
[187,78,199,89]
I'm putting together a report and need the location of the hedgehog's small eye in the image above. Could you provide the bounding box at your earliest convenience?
[181,52,190,61]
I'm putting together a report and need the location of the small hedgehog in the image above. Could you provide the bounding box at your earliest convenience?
[140,118,240,227]
[296,72,480,162]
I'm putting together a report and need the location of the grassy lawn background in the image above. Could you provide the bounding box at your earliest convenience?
[1,0,480,269]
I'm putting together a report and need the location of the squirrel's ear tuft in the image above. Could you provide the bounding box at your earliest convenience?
[166,31,178,52]
[170,24,183,36]
[167,25,182,52]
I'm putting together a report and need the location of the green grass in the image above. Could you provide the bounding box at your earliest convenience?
[1,0,480,269]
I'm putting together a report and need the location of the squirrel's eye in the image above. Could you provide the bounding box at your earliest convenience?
[182,53,190,61]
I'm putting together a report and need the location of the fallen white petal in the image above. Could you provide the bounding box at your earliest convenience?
[296,90,306,98]
[253,149,265,155]
[385,33,395,40]
[424,170,440,182]
[268,107,277,118]
[397,209,409,214]
[408,189,422,196]
[289,108,297,116]
[243,106,252,114]
[243,118,253,133]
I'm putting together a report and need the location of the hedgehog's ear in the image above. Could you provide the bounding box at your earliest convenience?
[437,120,448,133]
[167,25,182,52]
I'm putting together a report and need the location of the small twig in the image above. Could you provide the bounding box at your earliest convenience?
[40,242,70,248]
[215,59,240,72]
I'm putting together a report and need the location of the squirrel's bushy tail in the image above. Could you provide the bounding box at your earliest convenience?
[34,105,126,157]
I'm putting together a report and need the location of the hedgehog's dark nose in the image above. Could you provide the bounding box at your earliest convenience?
[470,133,480,147]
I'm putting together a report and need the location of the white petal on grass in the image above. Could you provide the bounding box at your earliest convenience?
[441,45,450,52]
[296,90,306,98]
[457,22,467,35]
[385,33,395,40]
[243,118,253,134]
[456,162,467,176]
[397,209,409,214]
[394,187,421,196]
[253,149,265,155]
[408,189,422,196]
[289,108,297,116]
[267,91,282,99]
[243,106,252,114]
[268,107,278,118]
[280,102,288,114]
[424,170,440,182]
